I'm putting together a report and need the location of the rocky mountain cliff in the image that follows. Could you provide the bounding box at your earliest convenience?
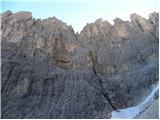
[1,10,159,118]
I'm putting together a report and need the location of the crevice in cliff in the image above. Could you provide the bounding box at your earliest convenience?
[134,19,144,32]
[89,51,116,110]
[93,65,116,110]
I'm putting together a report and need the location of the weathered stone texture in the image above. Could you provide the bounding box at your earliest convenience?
[1,10,159,118]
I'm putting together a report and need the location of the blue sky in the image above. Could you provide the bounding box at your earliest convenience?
[1,0,159,32]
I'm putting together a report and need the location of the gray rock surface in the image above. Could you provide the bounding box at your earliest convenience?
[1,10,159,118]
[135,99,159,119]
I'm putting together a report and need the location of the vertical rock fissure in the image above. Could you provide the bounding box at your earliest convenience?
[93,65,116,110]
[135,19,144,32]
[89,51,116,110]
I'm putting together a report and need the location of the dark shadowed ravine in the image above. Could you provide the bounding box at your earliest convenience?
[1,10,159,119]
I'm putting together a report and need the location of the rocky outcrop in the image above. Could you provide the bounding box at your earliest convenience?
[1,10,159,118]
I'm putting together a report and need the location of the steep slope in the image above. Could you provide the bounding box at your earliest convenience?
[1,10,159,118]
[111,84,159,119]
[135,99,159,119]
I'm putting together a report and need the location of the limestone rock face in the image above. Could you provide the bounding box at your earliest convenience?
[149,12,159,24]
[149,12,159,39]
[1,11,159,119]
[130,13,153,32]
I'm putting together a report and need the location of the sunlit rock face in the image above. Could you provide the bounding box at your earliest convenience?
[1,10,159,119]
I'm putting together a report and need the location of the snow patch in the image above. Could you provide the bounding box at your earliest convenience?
[111,84,159,119]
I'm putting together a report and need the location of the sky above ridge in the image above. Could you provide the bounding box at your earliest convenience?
[1,0,159,32]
